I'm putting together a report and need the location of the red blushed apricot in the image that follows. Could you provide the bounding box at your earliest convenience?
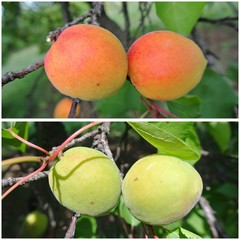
[53,97,80,118]
[128,31,207,101]
[45,24,128,101]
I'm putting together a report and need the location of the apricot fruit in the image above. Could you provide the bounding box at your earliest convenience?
[122,154,203,225]
[45,24,128,101]
[21,210,48,237]
[53,97,80,118]
[127,31,207,100]
[48,147,121,216]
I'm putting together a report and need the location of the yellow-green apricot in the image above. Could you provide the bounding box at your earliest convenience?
[122,154,203,225]
[21,210,48,238]
[127,31,207,100]
[45,24,128,101]
[48,147,121,216]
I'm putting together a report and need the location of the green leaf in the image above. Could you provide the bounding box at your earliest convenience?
[128,122,201,163]
[167,95,202,118]
[74,216,97,238]
[166,227,202,238]
[155,2,207,36]
[190,68,237,118]
[2,122,28,152]
[115,195,140,227]
[207,122,231,152]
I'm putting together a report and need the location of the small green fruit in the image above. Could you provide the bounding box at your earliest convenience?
[48,147,121,216]
[122,155,203,225]
[21,210,48,237]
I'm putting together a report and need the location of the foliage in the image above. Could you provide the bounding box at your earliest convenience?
[2,2,238,118]
[2,122,238,238]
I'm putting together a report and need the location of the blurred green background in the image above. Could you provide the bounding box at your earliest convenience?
[2,2,238,118]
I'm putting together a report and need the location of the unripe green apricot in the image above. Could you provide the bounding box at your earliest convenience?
[122,155,203,225]
[48,147,121,216]
[21,210,48,237]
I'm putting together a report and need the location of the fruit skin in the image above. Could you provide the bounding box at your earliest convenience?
[127,31,207,100]
[48,147,121,216]
[21,210,48,237]
[122,154,203,225]
[45,24,128,101]
[53,97,80,118]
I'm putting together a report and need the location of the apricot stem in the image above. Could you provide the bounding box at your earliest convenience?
[141,223,149,238]
[147,99,179,118]
[147,225,159,239]
[7,128,49,155]
[48,121,102,162]
[1,161,48,200]
[2,156,42,167]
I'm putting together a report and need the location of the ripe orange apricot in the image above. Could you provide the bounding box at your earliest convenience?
[128,31,207,100]
[53,97,80,118]
[45,24,128,101]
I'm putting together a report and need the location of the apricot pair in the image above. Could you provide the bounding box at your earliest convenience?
[45,25,207,102]
[48,147,202,226]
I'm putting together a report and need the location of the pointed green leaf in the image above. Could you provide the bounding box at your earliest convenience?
[128,122,201,164]
[155,2,207,36]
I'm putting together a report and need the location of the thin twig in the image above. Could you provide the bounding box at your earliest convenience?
[199,17,238,31]
[199,196,229,238]
[64,128,100,149]
[122,2,131,49]
[65,213,81,238]
[2,60,44,86]
[2,171,49,188]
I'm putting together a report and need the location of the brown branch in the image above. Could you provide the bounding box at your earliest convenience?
[2,60,44,86]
